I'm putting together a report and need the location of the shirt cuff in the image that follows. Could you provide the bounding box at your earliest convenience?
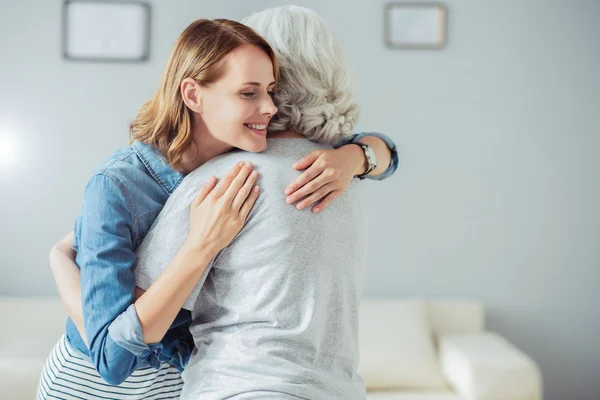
[108,303,163,367]
[336,132,399,181]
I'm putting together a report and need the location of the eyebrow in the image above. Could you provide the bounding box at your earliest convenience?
[243,81,276,87]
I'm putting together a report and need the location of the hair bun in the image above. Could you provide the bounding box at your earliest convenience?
[320,102,359,138]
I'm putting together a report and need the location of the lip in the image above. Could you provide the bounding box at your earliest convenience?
[244,123,268,137]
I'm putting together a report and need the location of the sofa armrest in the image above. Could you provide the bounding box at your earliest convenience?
[438,331,542,400]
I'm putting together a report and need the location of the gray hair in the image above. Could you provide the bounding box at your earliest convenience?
[242,6,359,145]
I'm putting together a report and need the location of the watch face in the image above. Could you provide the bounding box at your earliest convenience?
[365,146,377,165]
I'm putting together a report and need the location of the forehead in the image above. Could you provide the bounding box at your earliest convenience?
[218,44,275,84]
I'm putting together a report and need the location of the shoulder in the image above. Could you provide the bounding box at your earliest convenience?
[92,144,150,186]
[82,173,134,222]
[81,145,153,219]
[84,144,166,209]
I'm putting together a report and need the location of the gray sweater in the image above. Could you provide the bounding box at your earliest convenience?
[134,138,367,399]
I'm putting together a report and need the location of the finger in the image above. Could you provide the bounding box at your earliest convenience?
[64,231,76,253]
[231,169,259,211]
[285,163,324,198]
[57,231,76,255]
[191,176,216,208]
[292,150,323,171]
[286,171,330,205]
[311,190,342,214]
[211,161,245,198]
[61,231,75,247]
[295,183,336,210]
[239,185,260,219]
[222,162,254,204]
[64,232,75,243]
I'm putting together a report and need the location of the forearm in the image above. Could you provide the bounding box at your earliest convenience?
[356,135,392,176]
[82,242,206,383]
[134,242,214,344]
[49,243,87,345]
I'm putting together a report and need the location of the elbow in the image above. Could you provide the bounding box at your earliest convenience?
[93,343,139,385]
[91,308,149,384]
[98,370,127,386]
[96,362,132,385]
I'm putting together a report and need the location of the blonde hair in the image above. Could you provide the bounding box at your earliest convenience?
[130,19,278,170]
[243,6,358,145]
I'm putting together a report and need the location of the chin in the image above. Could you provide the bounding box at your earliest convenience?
[245,139,268,153]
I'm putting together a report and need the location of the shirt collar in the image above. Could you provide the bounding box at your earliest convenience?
[132,141,185,195]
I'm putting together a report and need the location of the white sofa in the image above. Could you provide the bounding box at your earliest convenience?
[0,297,542,400]
[0,297,68,400]
[359,299,542,400]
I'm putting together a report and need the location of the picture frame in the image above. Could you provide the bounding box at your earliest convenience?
[384,2,448,49]
[62,0,151,62]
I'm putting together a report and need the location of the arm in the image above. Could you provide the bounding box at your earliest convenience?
[78,162,258,384]
[49,232,87,345]
[285,132,399,212]
[338,132,396,178]
[136,162,258,342]
[48,234,195,369]
[48,234,155,348]
[439,332,543,400]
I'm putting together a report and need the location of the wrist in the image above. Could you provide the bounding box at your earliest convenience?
[180,240,216,268]
[343,143,368,176]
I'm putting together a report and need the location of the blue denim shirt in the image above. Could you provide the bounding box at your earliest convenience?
[66,132,398,385]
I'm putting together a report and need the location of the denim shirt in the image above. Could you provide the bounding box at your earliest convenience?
[66,132,398,385]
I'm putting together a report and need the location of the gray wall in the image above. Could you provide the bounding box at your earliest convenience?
[1,0,598,399]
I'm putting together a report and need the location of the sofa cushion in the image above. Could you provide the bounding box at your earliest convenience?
[358,299,446,390]
[427,300,484,337]
[439,332,542,400]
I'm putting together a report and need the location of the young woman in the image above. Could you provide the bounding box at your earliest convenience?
[38,17,397,400]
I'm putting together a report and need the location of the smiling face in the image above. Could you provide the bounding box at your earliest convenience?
[195,44,278,153]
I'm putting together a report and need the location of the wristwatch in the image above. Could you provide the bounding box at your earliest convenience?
[355,143,378,178]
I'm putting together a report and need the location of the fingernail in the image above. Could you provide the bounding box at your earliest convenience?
[254,186,260,192]
[238,161,244,167]
[297,202,305,210]
[313,207,320,213]
[286,196,294,204]
[251,170,258,177]
[246,161,253,168]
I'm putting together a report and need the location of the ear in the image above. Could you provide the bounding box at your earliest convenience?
[181,78,203,113]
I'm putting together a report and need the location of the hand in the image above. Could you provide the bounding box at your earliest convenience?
[284,145,365,213]
[53,232,76,259]
[184,161,260,258]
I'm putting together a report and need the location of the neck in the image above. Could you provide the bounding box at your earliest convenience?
[180,119,234,174]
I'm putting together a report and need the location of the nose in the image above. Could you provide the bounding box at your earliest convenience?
[261,96,278,117]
